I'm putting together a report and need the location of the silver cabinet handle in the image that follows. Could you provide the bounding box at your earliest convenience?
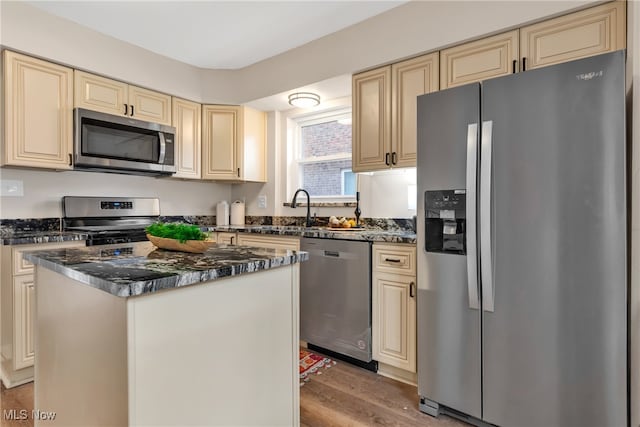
[158,132,166,164]
[480,120,494,312]
[466,123,479,310]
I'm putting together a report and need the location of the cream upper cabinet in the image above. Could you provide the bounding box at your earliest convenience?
[372,244,417,376]
[353,53,438,172]
[440,30,519,89]
[172,97,202,179]
[74,70,171,125]
[202,105,266,182]
[3,50,74,170]
[352,66,392,172]
[520,1,626,71]
[391,52,439,168]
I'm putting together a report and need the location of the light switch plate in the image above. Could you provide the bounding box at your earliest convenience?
[1,179,24,197]
[257,195,267,209]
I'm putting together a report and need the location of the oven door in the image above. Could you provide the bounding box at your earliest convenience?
[74,108,176,175]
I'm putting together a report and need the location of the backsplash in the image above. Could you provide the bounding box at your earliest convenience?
[0,218,60,236]
[1,215,416,234]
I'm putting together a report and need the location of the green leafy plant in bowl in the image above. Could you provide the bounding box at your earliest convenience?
[145,222,213,253]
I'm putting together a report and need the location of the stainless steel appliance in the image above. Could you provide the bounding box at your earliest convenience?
[416,51,627,427]
[63,196,160,246]
[74,108,176,176]
[300,238,375,369]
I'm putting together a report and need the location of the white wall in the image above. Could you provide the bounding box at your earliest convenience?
[227,0,596,103]
[0,168,231,219]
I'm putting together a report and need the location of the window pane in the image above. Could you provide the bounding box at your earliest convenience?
[301,120,352,159]
[302,159,353,197]
[342,170,356,195]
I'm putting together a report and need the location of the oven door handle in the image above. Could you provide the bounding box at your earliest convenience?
[158,132,166,164]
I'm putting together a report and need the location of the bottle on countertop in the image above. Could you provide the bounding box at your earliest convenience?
[216,201,229,226]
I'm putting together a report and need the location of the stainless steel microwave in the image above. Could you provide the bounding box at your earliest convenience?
[73,108,176,176]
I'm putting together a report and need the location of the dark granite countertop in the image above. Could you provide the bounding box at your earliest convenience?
[207,225,417,244]
[24,241,308,297]
[1,230,89,245]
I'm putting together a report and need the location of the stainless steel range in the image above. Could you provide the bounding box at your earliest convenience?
[62,196,160,246]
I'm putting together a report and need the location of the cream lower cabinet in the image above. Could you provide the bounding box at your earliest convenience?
[202,105,266,182]
[236,234,300,251]
[372,243,417,384]
[1,240,85,388]
[216,232,237,245]
[2,50,74,170]
[172,98,202,179]
[74,70,172,125]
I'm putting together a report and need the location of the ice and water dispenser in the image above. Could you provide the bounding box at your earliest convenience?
[424,190,466,255]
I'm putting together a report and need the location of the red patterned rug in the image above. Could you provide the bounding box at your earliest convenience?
[299,348,336,386]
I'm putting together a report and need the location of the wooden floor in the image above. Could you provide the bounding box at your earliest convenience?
[300,353,467,427]
[1,381,33,426]
[1,354,468,427]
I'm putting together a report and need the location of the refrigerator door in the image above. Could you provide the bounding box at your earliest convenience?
[481,51,626,427]
[417,83,482,418]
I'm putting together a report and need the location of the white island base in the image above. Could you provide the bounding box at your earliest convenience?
[35,265,300,426]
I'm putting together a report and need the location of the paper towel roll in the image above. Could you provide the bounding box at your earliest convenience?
[230,200,245,226]
[216,201,229,226]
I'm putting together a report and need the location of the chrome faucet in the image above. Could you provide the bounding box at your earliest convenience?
[291,188,313,227]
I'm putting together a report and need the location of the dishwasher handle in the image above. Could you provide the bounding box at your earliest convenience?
[324,250,340,257]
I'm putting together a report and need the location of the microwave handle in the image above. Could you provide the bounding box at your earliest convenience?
[158,132,166,164]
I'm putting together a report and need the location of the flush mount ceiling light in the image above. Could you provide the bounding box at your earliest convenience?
[288,92,320,108]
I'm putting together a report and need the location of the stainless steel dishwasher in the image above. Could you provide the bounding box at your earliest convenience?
[300,237,375,369]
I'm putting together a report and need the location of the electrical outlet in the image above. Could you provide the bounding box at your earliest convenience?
[257,195,267,209]
[0,179,24,197]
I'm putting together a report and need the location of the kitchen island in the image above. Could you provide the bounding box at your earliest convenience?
[25,241,307,427]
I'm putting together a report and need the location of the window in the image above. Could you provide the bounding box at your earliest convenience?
[289,108,354,201]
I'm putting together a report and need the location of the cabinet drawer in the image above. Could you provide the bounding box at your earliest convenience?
[216,232,237,245]
[373,244,416,275]
[236,234,300,251]
[13,241,85,275]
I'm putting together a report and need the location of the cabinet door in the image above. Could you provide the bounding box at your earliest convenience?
[3,51,73,169]
[13,275,35,370]
[238,106,267,183]
[440,30,519,89]
[202,105,240,180]
[129,85,172,125]
[236,234,300,251]
[392,53,439,168]
[372,272,416,372]
[172,98,202,179]
[74,70,128,116]
[520,1,626,71]
[216,232,237,245]
[352,66,392,172]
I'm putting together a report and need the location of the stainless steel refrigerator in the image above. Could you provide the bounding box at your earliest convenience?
[416,51,627,427]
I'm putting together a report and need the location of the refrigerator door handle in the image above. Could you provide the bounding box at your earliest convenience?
[480,120,495,312]
[466,123,480,310]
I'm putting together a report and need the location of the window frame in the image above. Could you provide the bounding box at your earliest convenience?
[287,106,354,203]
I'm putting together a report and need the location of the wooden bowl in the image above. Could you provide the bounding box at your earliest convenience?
[146,234,215,254]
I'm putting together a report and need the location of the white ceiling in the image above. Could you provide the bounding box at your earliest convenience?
[27,0,406,70]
